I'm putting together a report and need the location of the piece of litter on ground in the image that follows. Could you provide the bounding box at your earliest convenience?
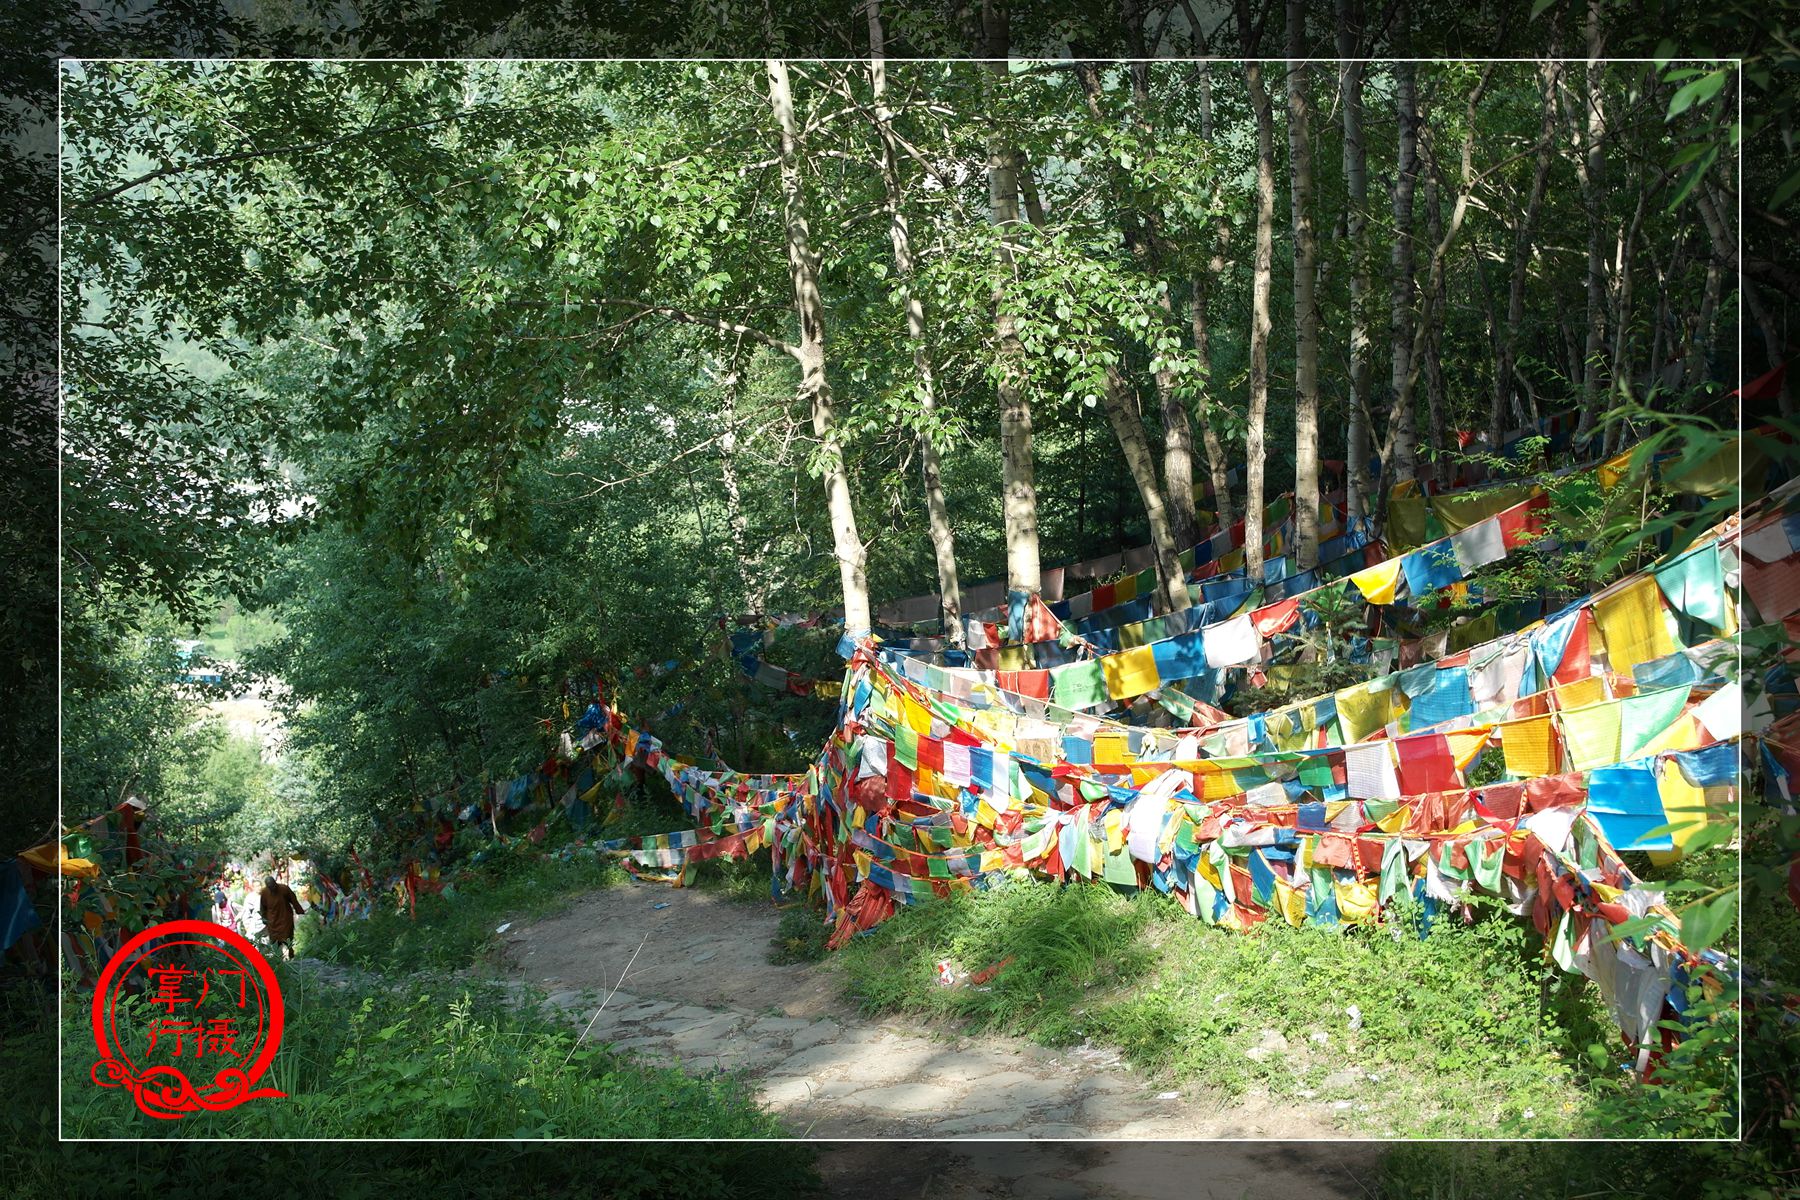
[495,922,512,934]
[650,902,671,910]
[1156,1091,1180,1101]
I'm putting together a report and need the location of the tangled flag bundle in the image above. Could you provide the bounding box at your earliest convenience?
[552,501,1779,1072]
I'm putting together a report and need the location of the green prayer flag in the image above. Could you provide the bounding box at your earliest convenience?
[1103,847,1138,886]
[1654,546,1727,630]
[1619,685,1692,761]
[1053,660,1108,709]
[894,725,920,770]
[1298,756,1336,788]
[1379,839,1409,903]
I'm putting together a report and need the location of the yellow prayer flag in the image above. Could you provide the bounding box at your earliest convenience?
[1092,732,1129,764]
[1274,878,1307,926]
[1102,644,1160,700]
[1502,715,1559,777]
[1594,576,1677,674]
[1197,766,1246,801]
[1635,711,1706,758]
[1554,674,1609,710]
[1335,684,1393,742]
[1647,758,1711,865]
[1335,878,1379,922]
[1598,446,1636,490]
[1374,803,1411,834]
[1349,558,1405,605]
[1559,700,1623,771]
[1446,728,1494,770]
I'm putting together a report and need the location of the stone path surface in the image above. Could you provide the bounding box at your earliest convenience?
[481,884,1356,1141]
[814,1141,1382,1200]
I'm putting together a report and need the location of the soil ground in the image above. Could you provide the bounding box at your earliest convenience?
[493,884,1365,1145]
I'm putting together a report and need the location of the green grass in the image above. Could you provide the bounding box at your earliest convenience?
[13,972,818,1197]
[57,965,792,1141]
[831,873,1733,1138]
[769,905,832,964]
[299,852,623,975]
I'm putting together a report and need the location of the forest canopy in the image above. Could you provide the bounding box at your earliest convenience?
[57,40,1745,853]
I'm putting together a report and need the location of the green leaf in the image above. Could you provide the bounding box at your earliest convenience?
[1770,165,1800,212]
[1666,70,1726,121]
[1678,892,1736,952]
[1665,145,1720,210]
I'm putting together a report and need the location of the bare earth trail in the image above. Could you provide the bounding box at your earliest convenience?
[496,885,1371,1159]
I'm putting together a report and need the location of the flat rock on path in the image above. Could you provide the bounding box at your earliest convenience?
[495,886,1353,1143]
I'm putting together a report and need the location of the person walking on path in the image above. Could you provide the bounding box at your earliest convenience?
[258,875,306,960]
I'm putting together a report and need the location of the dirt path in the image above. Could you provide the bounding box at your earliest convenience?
[495,884,1359,1142]
[814,1142,1382,1200]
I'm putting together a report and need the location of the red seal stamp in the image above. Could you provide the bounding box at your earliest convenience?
[88,919,287,1119]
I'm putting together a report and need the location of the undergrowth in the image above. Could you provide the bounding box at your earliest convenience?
[57,965,792,1142]
[299,852,621,974]
[831,872,1736,1140]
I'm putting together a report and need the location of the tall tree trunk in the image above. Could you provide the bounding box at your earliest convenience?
[1604,186,1650,455]
[1496,56,1560,448]
[1100,365,1192,613]
[1745,278,1795,416]
[1573,0,1609,447]
[1238,0,1274,585]
[1287,0,1321,568]
[1383,67,1496,487]
[1189,273,1233,529]
[1387,45,1420,491]
[1191,58,1234,530]
[868,4,962,645]
[1118,6,1200,553]
[716,368,765,616]
[1015,139,1192,615]
[1687,253,1723,392]
[1066,60,1191,610]
[1336,0,1372,521]
[765,59,871,634]
[981,3,1041,598]
[1422,159,1449,486]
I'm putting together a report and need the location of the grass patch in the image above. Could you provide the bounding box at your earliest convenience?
[832,874,1730,1138]
[299,852,620,975]
[769,906,831,964]
[17,973,819,1195]
[834,875,1158,1043]
[58,966,793,1141]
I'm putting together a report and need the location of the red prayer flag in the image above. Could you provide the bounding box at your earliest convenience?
[1394,733,1460,794]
